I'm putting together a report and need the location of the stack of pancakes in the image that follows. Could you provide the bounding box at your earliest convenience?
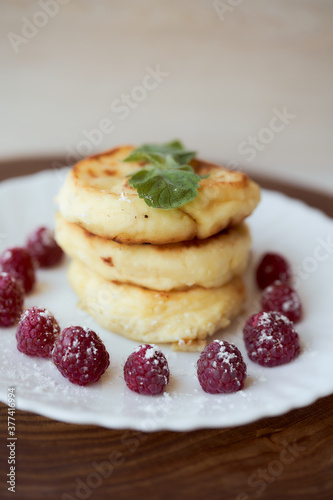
[55,146,260,351]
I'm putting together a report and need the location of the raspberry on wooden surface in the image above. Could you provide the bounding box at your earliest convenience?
[0,272,24,327]
[243,311,301,367]
[52,326,110,386]
[27,227,63,268]
[124,344,170,395]
[197,340,247,394]
[261,281,302,323]
[16,306,60,357]
[0,247,36,293]
[256,252,291,290]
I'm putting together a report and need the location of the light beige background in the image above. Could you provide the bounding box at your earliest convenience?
[1,0,332,192]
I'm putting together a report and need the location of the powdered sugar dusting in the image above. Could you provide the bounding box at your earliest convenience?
[261,281,302,323]
[282,292,300,312]
[120,192,132,203]
[2,250,12,261]
[39,309,51,318]
[257,311,272,327]
[145,345,160,360]
[20,307,59,336]
[215,341,239,368]
[41,228,54,246]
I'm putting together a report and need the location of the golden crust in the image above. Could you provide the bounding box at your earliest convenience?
[55,212,251,291]
[68,259,246,344]
[57,146,260,244]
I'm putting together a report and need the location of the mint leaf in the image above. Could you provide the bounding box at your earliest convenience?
[124,140,196,165]
[124,141,206,209]
[128,165,201,209]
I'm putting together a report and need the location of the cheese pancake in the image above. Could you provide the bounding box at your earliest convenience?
[55,212,251,291]
[68,259,246,344]
[57,146,260,244]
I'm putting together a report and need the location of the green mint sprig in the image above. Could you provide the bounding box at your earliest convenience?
[123,141,207,209]
[123,140,196,165]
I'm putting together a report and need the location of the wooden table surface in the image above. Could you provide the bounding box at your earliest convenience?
[0,158,333,500]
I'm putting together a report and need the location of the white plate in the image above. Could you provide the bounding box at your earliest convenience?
[0,170,333,431]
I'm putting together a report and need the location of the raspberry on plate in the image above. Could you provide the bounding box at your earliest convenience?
[52,326,110,386]
[256,252,291,290]
[16,306,60,357]
[261,280,302,323]
[243,311,301,367]
[27,226,64,268]
[197,340,247,394]
[0,247,36,293]
[0,273,24,327]
[124,344,170,395]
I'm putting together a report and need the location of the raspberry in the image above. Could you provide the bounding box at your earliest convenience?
[261,280,302,323]
[52,326,110,386]
[256,252,291,290]
[0,273,24,327]
[16,306,60,357]
[243,311,300,367]
[0,247,36,293]
[124,344,170,395]
[27,227,63,268]
[197,340,247,394]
